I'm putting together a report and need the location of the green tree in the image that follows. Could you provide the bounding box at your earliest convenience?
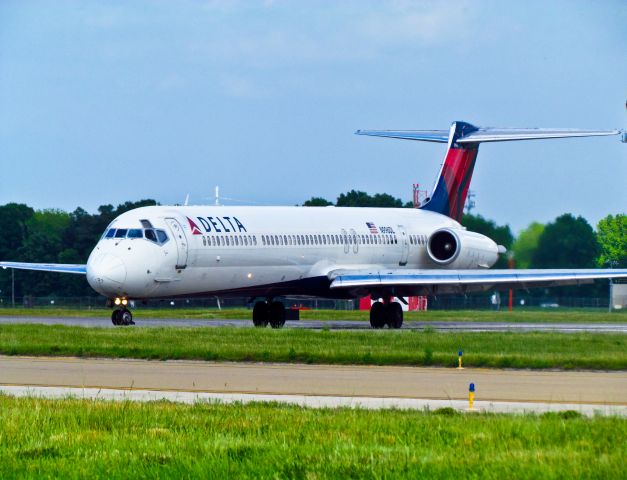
[336,190,407,208]
[532,214,599,269]
[512,222,545,269]
[596,214,626,268]
[303,197,333,207]
[0,203,35,300]
[0,203,34,260]
[461,214,514,268]
[18,209,72,296]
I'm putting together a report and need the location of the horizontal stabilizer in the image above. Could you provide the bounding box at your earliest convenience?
[355,130,449,143]
[356,127,621,145]
[456,128,621,144]
[1,261,87,275]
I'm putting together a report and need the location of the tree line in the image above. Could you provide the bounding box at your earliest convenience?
[0,192,624,299]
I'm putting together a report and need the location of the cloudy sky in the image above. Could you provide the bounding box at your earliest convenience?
[1,0,625,232]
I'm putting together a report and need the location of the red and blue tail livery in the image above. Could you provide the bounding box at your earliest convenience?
[420,121,478,221]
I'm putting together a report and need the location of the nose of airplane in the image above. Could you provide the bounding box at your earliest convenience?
[86,253,127,296]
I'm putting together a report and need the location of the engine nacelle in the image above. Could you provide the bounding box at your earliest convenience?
[427,228,500,269]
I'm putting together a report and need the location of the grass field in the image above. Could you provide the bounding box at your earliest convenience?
[1,324,625,369]
[1,395,624,478]
[1,306,626,322]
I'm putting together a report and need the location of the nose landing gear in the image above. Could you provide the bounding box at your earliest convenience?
[111,308,134,326]
[108,297,134,326]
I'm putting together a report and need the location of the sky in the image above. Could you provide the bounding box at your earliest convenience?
[0,0,625,233]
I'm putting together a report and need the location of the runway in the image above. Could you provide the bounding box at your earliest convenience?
[1,356,626,415]
[1,315,626,332]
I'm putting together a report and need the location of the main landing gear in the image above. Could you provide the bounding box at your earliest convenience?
[109,297,134,326]
[252,300,286,329]
[370,301,403,329]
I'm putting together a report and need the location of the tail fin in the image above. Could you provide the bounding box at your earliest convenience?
[356,122,621,222]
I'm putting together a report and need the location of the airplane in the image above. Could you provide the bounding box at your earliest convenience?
[2,121,626,327]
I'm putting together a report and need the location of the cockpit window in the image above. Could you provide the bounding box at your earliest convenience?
[156,229,168,244]
[145,229,157,243]
[102,226,167,245]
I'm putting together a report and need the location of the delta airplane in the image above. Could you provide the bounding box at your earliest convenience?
[2,121,626,327]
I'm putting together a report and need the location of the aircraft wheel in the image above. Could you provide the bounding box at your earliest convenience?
[370,301,386,329]
[269,301,286,329]
[120,308,134,326]
[111,309,121,326]
[387,302,403,329]
[252,301,269,327]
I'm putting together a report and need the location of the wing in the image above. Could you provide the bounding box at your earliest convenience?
[1,261,87,275]
[329,268,627,295]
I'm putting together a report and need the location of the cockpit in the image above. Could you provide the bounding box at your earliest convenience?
[102,227,169,245]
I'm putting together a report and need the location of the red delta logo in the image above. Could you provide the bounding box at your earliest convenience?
[186,217,203,235]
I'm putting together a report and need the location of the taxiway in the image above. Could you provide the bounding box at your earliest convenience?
[1,356,625,415]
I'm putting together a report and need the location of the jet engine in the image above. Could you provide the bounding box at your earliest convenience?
[427,228,500,269]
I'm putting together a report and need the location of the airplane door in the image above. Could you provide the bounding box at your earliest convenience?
[350,228,358,254]
[165,218,189,269]
[397,225,409,266]
[341,229,349,254]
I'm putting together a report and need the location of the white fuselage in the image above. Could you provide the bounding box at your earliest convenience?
[85,205,499,300]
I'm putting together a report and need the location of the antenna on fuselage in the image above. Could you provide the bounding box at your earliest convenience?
[184,194,190,206]
[215,186,220,206]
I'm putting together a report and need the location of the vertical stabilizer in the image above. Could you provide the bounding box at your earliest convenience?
[420,121,479,222]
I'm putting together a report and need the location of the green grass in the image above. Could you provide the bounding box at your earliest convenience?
[1,324,626,369]
[0,396,624,478]
[1,306,626,322]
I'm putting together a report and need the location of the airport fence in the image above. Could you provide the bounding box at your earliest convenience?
[0,295,618,311]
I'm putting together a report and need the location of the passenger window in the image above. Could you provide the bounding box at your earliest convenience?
[115,229,127,238]
[105,229,116,238]
[128,229,142,239]
[203,237,207,246]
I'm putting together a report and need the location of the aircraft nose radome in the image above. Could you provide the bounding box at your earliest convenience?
[86,253,127,294]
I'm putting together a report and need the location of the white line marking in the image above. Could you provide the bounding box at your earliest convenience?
[1,386,625,417]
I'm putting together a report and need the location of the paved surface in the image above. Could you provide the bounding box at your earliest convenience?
[1,315,626,332]
[1,356,625,415]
